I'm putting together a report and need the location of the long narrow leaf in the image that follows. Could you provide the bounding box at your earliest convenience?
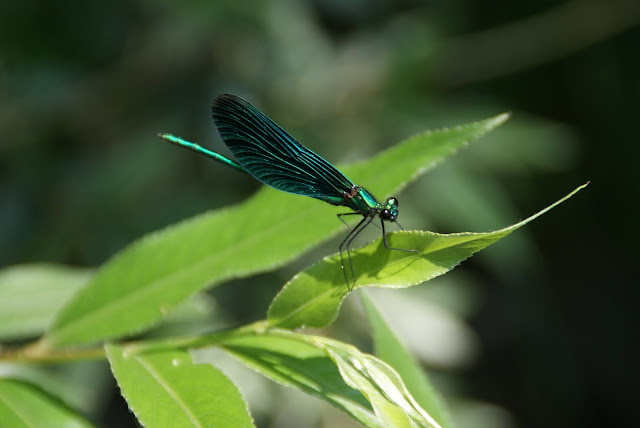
[324,347,429,428]
[43,114,508,347]
[313,335,442,427]
[267,183,588,329]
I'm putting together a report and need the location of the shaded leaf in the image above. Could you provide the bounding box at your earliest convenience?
[218,330,382,428]
[0,379,94,428]
[0,361,112,418]
[0,264,92,341]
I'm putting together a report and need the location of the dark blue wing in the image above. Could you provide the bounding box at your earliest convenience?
[211,94,354,204]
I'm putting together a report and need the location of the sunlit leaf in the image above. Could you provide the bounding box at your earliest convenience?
[43,114,508,347]
[361,292,454,428]
[316,336,442,427]
[106,343,254,428]
[268,183,588,329]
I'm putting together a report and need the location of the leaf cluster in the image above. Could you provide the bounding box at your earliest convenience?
[0,113,586,427]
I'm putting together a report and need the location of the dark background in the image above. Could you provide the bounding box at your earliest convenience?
[1,0,638,427]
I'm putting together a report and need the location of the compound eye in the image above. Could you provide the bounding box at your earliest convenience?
[389,197,398,207]
[381,209,392,220]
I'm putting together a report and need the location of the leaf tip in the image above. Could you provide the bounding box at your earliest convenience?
[494,112,511,125]
[574,181,590,193]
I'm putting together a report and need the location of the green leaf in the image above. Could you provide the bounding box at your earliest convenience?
[361,292,454,428]
[0,264,92,341]
[43,113,508,347]
[316,336,442,428]
[218,330,382,428]
[267,183,588,329]
[0,379,94,428]
[106,343,254,428]
[1,361,113,418]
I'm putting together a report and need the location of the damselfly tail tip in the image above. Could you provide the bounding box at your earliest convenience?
[157,133,180,145]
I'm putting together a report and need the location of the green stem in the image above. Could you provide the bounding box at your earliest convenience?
[0,320,269,364]
[0,344,105,364]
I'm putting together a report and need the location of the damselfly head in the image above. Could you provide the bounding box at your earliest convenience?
[380,197,399,221]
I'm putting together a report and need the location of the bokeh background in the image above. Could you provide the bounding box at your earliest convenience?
[1,0,638,427]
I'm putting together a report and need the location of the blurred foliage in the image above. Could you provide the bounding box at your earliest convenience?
[1,0,638,427]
